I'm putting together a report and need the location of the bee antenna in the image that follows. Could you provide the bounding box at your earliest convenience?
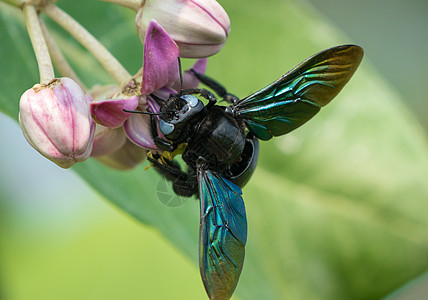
[150,93,165,105]
[123,109,163,116]
[177,57,184,97]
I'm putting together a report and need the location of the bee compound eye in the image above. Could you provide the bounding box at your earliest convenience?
[159,118,175,135]
[180,94,199,108]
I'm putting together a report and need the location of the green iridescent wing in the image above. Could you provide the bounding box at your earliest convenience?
[198,168,247,300]
[234,45,364,140]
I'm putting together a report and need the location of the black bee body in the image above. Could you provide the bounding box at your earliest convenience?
[182,105,245,171]
[149,93,258,197]
[130,45,363,300]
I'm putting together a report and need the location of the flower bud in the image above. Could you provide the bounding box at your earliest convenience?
[136,0,230,58]
[19,78,95,168]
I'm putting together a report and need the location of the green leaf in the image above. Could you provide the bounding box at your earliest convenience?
[0,4,38,118]
[1,1,428,299]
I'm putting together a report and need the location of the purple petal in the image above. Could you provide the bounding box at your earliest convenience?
[141,20,180,95]
[123,114,156,150]
[91,125,127,157]
[170,58,208,91]
[146,96,161,113]
[123,96,165,150]
[90,96,139,128]
[151,87,177,104]
[191,57,208,75]
[95,139,147,170]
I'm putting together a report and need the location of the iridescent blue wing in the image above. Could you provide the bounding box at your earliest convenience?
[198,168,247,300]
[234,45,364,140]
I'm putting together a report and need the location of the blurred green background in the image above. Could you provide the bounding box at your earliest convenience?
[1,0,428,299]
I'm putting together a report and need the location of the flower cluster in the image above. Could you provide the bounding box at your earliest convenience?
[17,0,230,169]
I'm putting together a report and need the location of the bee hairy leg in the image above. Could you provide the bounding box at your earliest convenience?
[147,155,198,197]
[190,69,239,105]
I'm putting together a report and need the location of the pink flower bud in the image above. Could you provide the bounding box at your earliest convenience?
[19,78,95,168]
[136,0,230,58]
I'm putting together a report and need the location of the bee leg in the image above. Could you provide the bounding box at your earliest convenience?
[190,69,239,105]
[148,155,198,197]
[183,88,218,109]
[147,154,185,178]
[184,88,217,103]
[190,69,227,96]
[154,138,175,152]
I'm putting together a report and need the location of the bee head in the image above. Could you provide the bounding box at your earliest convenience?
[159,94,204,140]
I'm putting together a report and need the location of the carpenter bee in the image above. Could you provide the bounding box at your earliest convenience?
[127,45,363,300]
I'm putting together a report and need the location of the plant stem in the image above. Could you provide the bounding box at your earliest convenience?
[23,4,55,84]
[43,3,132,88]
[98,0,144,12]
[40,18,88,91]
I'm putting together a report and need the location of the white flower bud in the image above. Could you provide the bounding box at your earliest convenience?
[19,78,95,168]
[137,0,230,58]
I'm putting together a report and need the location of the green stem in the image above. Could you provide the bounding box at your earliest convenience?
[40,18,87,90]
[43,3,132,88]
[23,3,55,84]
[98,0,144,12]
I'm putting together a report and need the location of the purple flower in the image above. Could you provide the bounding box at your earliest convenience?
[90,20,207,167]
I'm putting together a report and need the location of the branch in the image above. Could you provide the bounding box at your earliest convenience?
[40,18,87,90]
[43,3,132,88]
[23,3,55,84]
[98,0,144,12]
